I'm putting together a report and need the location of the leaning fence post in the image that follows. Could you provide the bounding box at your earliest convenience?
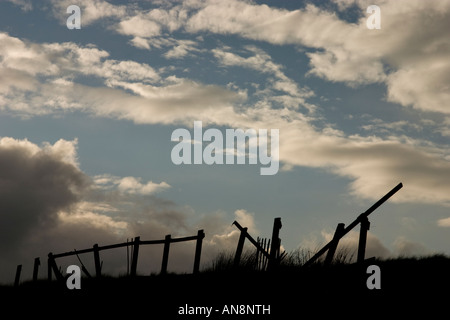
[161,234,171,274]
[47,252,64,280]
[234,227,248,268]
[33,257,40,282]
[93,244,102,277]
[14,265,22,287]
[48,252,63,281]
[357,217,370,263]
[193,230,205,274]
[268,217,282,271]
[130,236,140,277]
[325,223,345,266]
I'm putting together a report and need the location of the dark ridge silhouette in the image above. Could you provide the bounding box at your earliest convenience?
[2,255,449,318]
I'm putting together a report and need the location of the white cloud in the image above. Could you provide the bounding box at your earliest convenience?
[145,0,450,113]
[117,177,170,195]
[58,202,128,233]
[393,236,431,257]
[117,15,162,38]
[437,217,450,227]
[130,37,151,50]
[0,33,243,121]
[94,174,170,195]
[164,39,201,59]
[0,137,79,167]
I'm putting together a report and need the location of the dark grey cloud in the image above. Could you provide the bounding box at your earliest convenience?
[0,140,89,256]
[0,139,91,281]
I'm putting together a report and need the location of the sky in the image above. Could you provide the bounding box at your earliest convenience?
[0,0,449,284]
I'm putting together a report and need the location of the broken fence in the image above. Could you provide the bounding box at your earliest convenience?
[15,230,205,286]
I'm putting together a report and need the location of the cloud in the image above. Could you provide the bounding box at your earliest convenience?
[0,32,159,84]
[94,174,171,195]
[163,39,202,59]
[38,0,450,114]
[117,15,162,38]
[58,202,128,233]
[0,32,244,122]
[118,0,450,114]
[0,137,89,275]
[392,236,431,257]
[437,217,450,227]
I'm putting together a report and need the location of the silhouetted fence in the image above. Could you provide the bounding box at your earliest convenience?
[14,183,404,284]
[15,230,205,284]
[304,182,403,267]
[233,217,286,271]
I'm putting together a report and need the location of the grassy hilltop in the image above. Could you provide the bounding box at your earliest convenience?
[2,253,449,318]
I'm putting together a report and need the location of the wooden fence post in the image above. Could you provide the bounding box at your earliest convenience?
[325,223,345,266]
[193,230,205,274]
[33,257,40,282]
[268,217,282,271]
[93,244,102,277]
[357,217,370,263]
[130,236,140,277]
[48,254,52,281]
[161,234,171,274]
[14,265,22,287]
[47,253,63,281]
[234,227,248,268]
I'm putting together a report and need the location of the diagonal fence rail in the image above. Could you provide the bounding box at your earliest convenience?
[303,182,403,267]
